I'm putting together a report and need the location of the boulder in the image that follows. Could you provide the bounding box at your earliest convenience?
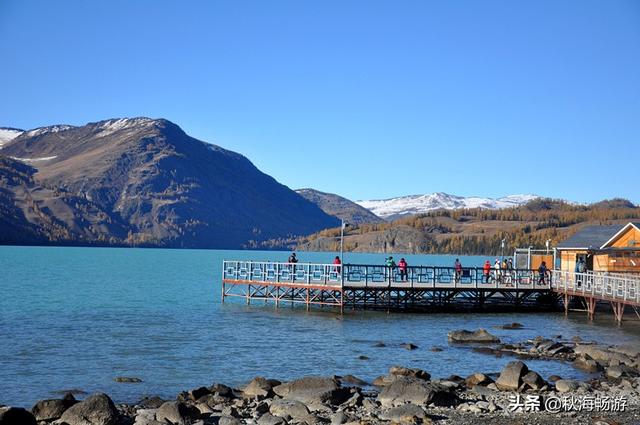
[448,329,500,343]
[114,377,143,383]
[522,371,546,391]
[273,377,350,405]
[610,343,640,359]
[555,379,579,393]
[495,361,529,391]
[155,401,200,425]
[136,396,166,409]
[573,356,601,373]
[464,373,493,387]
[59,393,119,425]
[498,323,524,330]
[31,394,77,422]
[574,345,614,364]
[400,343,418,350]
[218,417,243,425]
[548,375,562,382]
[188,386,211,401]
[244,377,277,398]
[389,366,430,381]
[270,399,310,418]
[337,375,368,387]
[257,413,286,425]
[376,376,458,407]
[379,404,427,421]
[208,383,235,398]
[0,407,37,425]
[606,365,624,379]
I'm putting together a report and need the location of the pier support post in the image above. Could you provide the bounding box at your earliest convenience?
[586,297,596,320]
[611,302,625,324]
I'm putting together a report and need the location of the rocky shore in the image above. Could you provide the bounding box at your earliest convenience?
[3,328,640,425]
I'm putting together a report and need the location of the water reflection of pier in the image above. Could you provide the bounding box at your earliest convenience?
[221,261,640,323]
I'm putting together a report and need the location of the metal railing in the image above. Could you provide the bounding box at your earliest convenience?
[222,261,343,286]
[551,269,640,304]
[222,261,549,289]
[342,264,547,289]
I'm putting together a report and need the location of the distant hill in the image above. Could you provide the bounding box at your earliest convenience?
[296,188,383,225]
[0,118,339,248]
[281,198,640,255]
[357,192,540,219]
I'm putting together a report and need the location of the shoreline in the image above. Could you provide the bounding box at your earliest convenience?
[4,330,640,424]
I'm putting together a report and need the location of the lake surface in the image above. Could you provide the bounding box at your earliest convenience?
[1,246,639,408]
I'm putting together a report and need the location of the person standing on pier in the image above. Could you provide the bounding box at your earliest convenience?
[483,260,491,283]
[333,255,342,274]
[494,259,502,283]
[288,252,298,280]
[398,258,408,282]
[385,256,396,282]
[538,261,550,286]
[454,259,463,283]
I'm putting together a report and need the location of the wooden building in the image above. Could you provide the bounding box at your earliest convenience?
[557,222,640,273]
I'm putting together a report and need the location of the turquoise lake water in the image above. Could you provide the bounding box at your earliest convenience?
[1,246,639,408]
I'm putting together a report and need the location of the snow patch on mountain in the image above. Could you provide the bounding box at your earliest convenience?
[25,125,75,138]
[10,156,58,163]
[0,128,24,148]
[357,192,540,218]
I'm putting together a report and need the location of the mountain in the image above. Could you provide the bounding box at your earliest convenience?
[0,118,339,248]
[290,198,640,255]
[295,188,383,224]
[357,192,540,219]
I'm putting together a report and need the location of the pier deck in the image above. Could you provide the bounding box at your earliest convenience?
[221,260,640,322]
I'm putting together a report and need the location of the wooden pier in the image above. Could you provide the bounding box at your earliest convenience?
[221,260,640,323]
[221,261,552,314]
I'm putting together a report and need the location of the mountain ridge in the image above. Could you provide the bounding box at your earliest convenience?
[295,188,383,225]
[357,192,540,219]
[0,117,340,248]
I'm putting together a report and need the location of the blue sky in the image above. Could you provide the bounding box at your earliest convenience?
[1,1,638,204]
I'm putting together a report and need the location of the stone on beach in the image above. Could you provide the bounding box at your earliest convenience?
[273,376,350,405]
[244,377,278,398]
[522,371,546,391]
[376,376,458,407]
[155,401,200,425]
[573,356,602,373]
[379,403,427,421]
[31,394,77,422]
[495,361,529,391]
[555,379,580,393]
[269,399,310,418]
[59,393,119,425]
[448,329,500,343]
[464,373,493,387]
[389,366,431,381]
[0,407,37,425]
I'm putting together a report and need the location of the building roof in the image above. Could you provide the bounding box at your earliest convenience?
[556,224,627,249]
[601,222,640,248]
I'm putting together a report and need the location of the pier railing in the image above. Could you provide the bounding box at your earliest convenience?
[222,261,343,286]
[222,261,548,289]
[551,269,640,304]
[342,264,547,289]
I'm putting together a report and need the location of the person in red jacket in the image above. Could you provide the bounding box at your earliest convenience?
[333,255,342,274]
[398,258,408,282]
[483,260,491,283]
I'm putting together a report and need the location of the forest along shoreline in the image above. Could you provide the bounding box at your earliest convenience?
[4,327,640,425]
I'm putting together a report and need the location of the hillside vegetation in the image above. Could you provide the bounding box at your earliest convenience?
[274,198,640,255]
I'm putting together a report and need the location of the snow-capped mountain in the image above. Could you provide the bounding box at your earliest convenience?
[357,192,540,219]
[0,127,24,148]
